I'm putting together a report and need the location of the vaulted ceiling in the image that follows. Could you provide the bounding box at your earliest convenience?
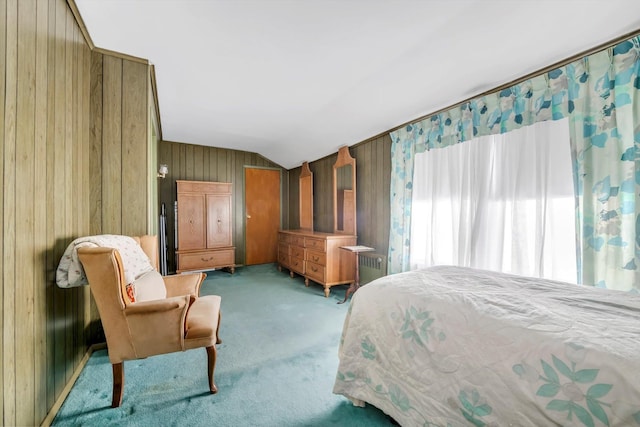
[75,0,640,169]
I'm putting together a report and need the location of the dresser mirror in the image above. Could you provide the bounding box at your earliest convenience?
[333,146,357,235]
[299,162,313,231]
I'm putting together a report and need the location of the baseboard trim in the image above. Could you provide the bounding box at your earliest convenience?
[40,342,107,427]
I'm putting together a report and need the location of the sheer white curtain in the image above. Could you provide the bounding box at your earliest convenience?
[410,118,577,283]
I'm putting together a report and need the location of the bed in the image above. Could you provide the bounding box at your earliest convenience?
[333,266,640,426]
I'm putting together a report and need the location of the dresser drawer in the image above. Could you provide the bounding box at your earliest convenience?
[279,233,292,244]
[278,246,289,264]
[289,256,305,274]
[291,236,305,247]
[177,248,234,271]
[278,243,289,254]
[278,253,290,267]
[305,237,326,252]
[305,261,325,283]
[291,246,305,260]
[305,250,326,266]
[177,180,231,195]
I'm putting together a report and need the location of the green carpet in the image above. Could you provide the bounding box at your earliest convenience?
[53,264,393,426]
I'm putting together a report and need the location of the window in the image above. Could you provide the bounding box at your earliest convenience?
[410,118,577,283]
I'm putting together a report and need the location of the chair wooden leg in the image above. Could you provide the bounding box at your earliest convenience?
[206,346,218,394]
[216,312,222,344]
[112,362,124,408]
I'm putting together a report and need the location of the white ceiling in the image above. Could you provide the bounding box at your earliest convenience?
[75,0,640,169]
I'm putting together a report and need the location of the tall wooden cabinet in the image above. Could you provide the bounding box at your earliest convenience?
[176,180,235,273]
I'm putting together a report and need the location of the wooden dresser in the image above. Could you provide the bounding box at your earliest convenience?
[176,180,235,273]
[278,229,356,297]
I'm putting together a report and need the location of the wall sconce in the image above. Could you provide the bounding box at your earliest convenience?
[157,164,169,179]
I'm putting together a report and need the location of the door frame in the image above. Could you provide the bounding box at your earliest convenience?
[243,165,283,264]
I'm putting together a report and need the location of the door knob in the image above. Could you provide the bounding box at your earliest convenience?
[246,214,252,219]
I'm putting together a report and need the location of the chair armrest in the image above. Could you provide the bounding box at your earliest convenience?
[124,296,188,315]
[124,295,191,357]
[164,272,206,298]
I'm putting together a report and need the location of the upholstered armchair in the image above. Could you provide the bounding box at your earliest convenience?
[77,235,222,407]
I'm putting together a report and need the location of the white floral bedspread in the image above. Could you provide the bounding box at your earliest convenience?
[333,266,640,426]
[56,235,153,288]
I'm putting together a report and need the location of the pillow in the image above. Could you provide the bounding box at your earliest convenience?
[57,234,155,288]
[124,270,166,305]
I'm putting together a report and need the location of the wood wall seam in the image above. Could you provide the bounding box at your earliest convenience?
[3,0,19,424]
[65,0,94,49]
[15,0,37,424]
[150,64,162,140]
[94,47,148,65]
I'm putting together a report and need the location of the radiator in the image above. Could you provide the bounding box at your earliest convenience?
[358,253,387,285]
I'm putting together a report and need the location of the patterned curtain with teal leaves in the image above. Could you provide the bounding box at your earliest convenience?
[389,35,640,292]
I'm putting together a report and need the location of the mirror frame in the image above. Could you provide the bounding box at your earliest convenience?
[299,162,313,231]
[333,146,357,235]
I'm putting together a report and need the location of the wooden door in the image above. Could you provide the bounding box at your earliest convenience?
[245,168,281,265]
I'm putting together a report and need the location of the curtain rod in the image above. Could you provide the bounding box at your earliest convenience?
[376,27,640,138]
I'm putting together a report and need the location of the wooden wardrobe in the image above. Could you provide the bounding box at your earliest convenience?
[175,180,235,273]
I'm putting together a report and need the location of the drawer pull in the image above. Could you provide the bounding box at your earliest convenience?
[312,256,319,262]
[311,266,318,272]
[201,256,214,262]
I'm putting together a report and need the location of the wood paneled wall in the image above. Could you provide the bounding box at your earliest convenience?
[288,134,392,257]
[1,2,154,424]
[89,50,150,236]
[158,140,289,272]
[1,0,91,425]
[352,134,392,257]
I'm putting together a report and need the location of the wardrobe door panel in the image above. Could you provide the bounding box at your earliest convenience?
[178,193,206,250]
[207,194,232,248]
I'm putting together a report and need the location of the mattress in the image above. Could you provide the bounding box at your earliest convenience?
[333,266,640,426]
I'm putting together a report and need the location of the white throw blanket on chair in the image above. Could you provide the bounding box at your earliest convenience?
[56,235,154,288]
